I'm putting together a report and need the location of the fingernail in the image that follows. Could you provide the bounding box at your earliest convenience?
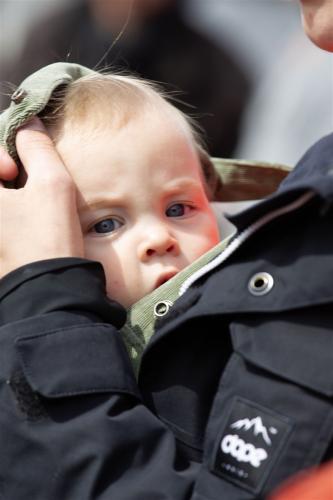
[18,117,46,133]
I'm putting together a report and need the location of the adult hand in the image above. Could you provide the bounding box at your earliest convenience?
[0,145,18,182]
[0,118,84,278]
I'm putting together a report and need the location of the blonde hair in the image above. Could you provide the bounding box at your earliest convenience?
[41,72,222,199]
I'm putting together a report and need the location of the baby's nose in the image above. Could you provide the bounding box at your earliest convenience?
[138,226,180,261]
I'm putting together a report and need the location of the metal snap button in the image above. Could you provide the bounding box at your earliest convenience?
[153,300,173,317]
[248,272,274,296]
[11,88,27,104]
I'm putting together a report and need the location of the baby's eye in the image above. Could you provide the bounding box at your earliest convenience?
[92,218,123,234]
[166,203,192,218]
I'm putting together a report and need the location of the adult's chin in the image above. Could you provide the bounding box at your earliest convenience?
[300,1,333,52]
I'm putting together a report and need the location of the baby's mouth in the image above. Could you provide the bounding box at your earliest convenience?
[155,271,178,289]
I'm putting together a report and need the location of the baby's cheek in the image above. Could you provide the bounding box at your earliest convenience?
[202,217,220,248]
[82,237,99,260]
[188,237,215,262]
[106,266,146,308]
[198,226,219,255]
[105,273,130,307]
[208,224,220,245]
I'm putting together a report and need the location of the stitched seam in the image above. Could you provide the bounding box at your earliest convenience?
[32,387,140,398]
[16,322,112,343]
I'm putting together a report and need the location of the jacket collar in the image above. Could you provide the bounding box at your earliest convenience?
[228,133,333,231]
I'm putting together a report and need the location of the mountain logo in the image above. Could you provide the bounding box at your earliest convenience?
[230,417,277,446]
[213,399,292,492]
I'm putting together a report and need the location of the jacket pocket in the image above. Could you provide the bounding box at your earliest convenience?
[231,309,333,397]
[15,323,139,399]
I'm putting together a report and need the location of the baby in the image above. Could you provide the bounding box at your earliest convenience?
[38,67,221,307]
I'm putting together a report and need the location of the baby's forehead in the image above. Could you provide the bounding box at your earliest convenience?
[55,89,199,157]
[50,75,209,189]
[93,92,187,126]
[57,75,186,127]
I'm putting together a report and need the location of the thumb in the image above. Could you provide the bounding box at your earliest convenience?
[15,117,66,181]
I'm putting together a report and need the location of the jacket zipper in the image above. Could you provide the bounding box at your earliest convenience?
[179,190,315,296]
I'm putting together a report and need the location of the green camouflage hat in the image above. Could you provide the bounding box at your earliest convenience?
[0,63,96,162]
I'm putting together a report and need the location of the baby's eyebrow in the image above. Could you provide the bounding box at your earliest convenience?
[162,178,202,193]
[78,195,125,214]
[78,178,202,214]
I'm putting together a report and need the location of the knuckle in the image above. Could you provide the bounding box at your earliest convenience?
[18,131,50,152]
[37,170,74,193]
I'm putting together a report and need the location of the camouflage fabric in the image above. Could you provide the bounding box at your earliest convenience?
[0,63,95,161]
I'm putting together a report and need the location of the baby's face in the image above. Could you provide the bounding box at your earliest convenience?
[55,108,220,307]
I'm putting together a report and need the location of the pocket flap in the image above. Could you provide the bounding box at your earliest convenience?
[231,314,333,397]
[16,324,139,398]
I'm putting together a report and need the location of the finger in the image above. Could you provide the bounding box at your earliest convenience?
[15,117,67,181]
[0,146,19,180]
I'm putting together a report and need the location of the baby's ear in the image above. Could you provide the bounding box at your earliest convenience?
[197,146,223,201]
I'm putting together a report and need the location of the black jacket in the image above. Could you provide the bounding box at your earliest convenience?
[1,135,333,499]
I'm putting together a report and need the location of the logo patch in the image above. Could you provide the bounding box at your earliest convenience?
[212,398,292,493]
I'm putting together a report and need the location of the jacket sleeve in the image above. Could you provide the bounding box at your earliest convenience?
[0,259,195,500]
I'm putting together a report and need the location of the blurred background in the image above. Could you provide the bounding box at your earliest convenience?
[0,0,332,166]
